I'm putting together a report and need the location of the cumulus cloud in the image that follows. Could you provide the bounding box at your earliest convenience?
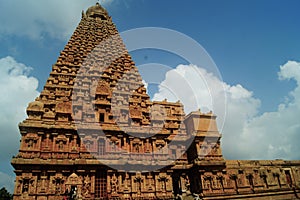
[153,62,300,160]
[0,56,39,192]
[0,0,113,40]
[153,64,226,115]
[236,61,300,160]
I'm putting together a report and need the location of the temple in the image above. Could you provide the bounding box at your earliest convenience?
[11,3,300,200]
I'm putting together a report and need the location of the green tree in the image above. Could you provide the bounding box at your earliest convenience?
[0,187,12,200]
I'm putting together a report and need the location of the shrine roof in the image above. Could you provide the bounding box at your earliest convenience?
[86,2,109,19]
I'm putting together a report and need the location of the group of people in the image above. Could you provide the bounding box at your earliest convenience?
[175,193,201,200]
[63,187,77,200]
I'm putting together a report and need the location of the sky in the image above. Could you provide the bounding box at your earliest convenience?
[1,0,300,193]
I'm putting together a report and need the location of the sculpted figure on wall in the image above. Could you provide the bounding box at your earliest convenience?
[82,175,91,197]
[111,174,119,194]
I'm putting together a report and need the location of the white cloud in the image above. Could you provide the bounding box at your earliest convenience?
[237,61,300,160]
[153,64,226,114]
[142,79,148,90]
[153,62,300,160]
[0,56,39,193]
[0,0,113,40]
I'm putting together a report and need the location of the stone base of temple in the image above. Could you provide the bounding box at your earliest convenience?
[202,189,300,200]
[11,190,300,200]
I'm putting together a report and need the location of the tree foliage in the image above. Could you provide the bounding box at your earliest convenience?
[0,187,12,200]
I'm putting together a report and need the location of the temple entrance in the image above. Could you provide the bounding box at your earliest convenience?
[172,175,181,196]
[172,173,192,198]
[65,173,82,199]
[95,171,107,198]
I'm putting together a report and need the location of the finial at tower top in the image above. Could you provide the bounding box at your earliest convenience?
[85,2,109,20]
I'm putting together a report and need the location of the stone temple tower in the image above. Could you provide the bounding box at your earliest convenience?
[11,3,300,200]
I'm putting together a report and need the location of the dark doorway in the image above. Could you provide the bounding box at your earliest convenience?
[95,170,107,198]
[172,175,181,196]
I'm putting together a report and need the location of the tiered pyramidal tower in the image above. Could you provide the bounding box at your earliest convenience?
[11,3,300,200]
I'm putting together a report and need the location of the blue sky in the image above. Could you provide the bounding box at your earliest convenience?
[1,0,300,192]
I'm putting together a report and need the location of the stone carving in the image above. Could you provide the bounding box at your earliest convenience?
[96,81,111,95]
[203,176,212,191]
[23,134,39,150]
[181,175,190,193]
[66,55,74,63]
[82,175,91,197]
[56,101,72,114]
[144,139,152,153]
[129,106,142,119]
[43,109,55,119]
[27,101,44,112]
[22,179,29,193]
[38,175,48,194]
[55,135,67,151]
[16,180,22,194]
[111,174,119,194]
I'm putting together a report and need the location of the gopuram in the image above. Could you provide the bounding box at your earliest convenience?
[11,3,300,200]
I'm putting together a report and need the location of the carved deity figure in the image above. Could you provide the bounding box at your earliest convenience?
[58,140,64,150]
[124,173,130,190]
[55,180,61,194]
[146,175,154,191]
[16,180,22,194]
[184,175,190,192]
[145,139,151,153]
[30,180,36,194]
[27,139,34,148]
[111,174,118,193]
[22,180,29,193]
[203,177,212,190]
[83,175,91,196]
[134,143,141,153]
